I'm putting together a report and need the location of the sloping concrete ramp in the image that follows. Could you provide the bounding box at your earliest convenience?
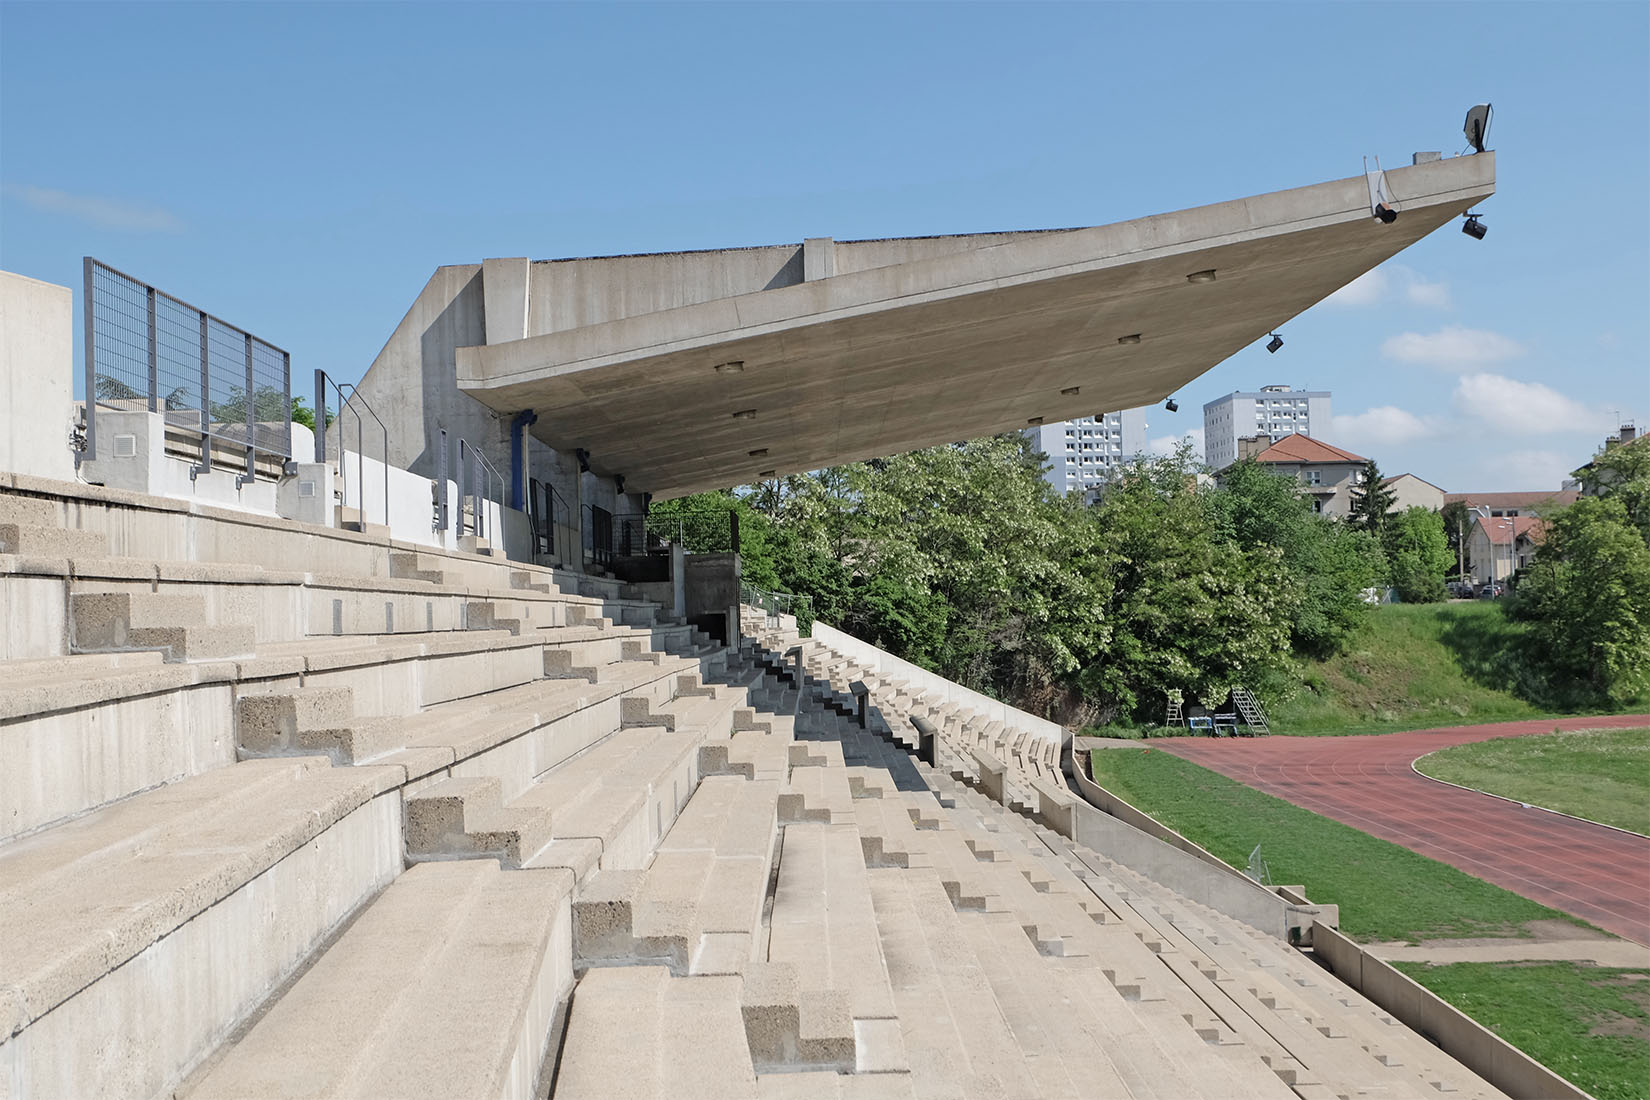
[458,154,1494,497]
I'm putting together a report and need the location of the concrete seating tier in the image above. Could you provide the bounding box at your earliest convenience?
[0,478,1510,1099]
[179,860,573,1100]
[689,634,1510,1100]
[0,476,743,1099]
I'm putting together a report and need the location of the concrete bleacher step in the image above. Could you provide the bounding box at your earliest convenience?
[181,860,572,1100]
[0,754,402,1099]
[556,966,759,1099]
[574,775,778,976]
[405,774,557,866]
[70,590,255,660]
[0,520,108,558]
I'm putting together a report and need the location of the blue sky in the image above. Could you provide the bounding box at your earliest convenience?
[3,1,1645,492]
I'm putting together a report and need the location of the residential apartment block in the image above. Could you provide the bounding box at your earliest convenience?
[1203,385,1331,470]
[1027,407,1148,496]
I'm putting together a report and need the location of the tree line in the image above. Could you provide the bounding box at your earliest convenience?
[651,433,1648,723]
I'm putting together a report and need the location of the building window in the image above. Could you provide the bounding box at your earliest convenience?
[1306,470,1322,486]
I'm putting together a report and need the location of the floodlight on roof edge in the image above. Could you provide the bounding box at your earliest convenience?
[1463,103,1493,154]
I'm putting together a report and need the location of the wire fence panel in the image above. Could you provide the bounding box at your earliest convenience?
[85,258,291,472]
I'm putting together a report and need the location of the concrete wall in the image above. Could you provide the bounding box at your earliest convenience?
[810,621,1067,751]
[0,271,79,483]
[1068,757,1294,938]
[1312,925,1590,1100]
[81,410,284,516]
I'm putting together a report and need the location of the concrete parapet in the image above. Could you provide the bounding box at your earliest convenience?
[1313,924,1590,1100]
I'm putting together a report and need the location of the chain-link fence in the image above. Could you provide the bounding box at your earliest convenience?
[85,258,291,478]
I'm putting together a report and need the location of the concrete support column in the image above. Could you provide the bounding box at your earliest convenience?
[671,543,686,618]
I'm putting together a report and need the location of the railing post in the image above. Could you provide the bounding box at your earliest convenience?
[196,312,212,474]
[82,258,96,468]
[456,440,467,536]
[313,370,326,464]
[239,332,256,487]
[145,286,158,413]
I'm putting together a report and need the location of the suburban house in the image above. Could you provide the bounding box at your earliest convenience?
[1467,514,1545,586]
[1247,433,1368,517]
[1443,490,1578,518]
[1382,473,1446,512]
[1571,423,1644,493]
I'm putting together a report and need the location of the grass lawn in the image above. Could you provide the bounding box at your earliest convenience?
[1416,727,1650,835]
[1087,747,1584,942]
[1392,961,1650,1100]
[1270,602,1551,735]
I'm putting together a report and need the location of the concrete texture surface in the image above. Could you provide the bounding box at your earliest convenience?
[454,155,1494,498]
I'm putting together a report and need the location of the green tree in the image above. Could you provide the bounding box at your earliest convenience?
[1440,500,1475,581]
[1347,459,1397,535]
[1077,448,1296,723]
[1211,459,1381,657]
[1512,496,1650,706]
[1382,507,1453,603]
[1574,436,1649,544]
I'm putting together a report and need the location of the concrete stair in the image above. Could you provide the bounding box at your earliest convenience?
[182,860,573,1100]
[405,774,557,867]
[70,591,255,660]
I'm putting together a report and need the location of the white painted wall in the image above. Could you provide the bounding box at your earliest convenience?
[0,270,78,482]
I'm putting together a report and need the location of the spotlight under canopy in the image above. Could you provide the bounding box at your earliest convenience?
[1462,213,1487,240]
[1164,398,1179,413]
[1266,333,1284,354]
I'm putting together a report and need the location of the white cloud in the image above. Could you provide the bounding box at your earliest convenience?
[1332,406,1434,447]
[5,184,183,232]
[1451,373,1599,435]
[1324,268,1387,307]
[1495,449,1575,489]
[1323,264,1450,310]
[1402,274,1452,309]
[1382,326,1523,370]
[1147,428,1204,461]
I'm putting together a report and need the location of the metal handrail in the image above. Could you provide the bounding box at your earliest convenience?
[457,438,505,540]
[338,383,389,530]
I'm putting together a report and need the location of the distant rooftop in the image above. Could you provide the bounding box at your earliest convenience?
[1254,434,1366,465]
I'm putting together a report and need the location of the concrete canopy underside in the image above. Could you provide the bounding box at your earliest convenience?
[459,155,1494,499]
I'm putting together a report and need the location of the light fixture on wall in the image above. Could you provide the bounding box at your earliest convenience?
[714,360,744,373]
[1027,416,1044,426]
[1061,386,1080,396]
[1186,269,1217,284]
[758,469,776,479]
[748,448,768,457]
[1117,334,1142,345]
[732,409,757,420]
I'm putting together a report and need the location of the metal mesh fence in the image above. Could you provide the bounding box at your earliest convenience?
[85,258,291,471]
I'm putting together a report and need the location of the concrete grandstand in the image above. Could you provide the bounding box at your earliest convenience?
[2,151,1583,1100]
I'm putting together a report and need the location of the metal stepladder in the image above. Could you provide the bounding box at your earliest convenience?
[1232,687,1270,734]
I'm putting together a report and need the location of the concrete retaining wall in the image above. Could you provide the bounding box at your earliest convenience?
[1067,763,1291,938]
[1312,924,1592,1100]
[809,621,1066,749]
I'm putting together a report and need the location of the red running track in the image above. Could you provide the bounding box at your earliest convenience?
[1155,715,1650,946]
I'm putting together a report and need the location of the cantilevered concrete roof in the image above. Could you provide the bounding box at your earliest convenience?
[457,154,1494,499]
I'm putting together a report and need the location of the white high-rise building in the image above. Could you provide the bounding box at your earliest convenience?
[1202,385,1332,470]
[1027,407,1148,497]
